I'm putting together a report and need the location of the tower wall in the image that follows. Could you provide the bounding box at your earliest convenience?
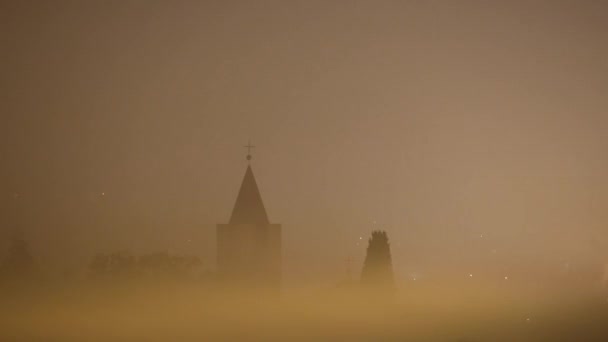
[216,223,281,290]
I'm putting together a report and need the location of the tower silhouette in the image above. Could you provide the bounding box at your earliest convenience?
[361,230,394,290]
[216,145,281,291]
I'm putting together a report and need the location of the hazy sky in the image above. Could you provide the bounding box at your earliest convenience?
[1,1,607,285]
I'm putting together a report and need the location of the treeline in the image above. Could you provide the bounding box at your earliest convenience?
[2,229,397,292]
[88,251,203,280]
[0,236,207,289]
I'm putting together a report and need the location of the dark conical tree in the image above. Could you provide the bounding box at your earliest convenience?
[360,230,394,290]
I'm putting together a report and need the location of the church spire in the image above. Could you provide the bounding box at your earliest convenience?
[229,154,269,225]
[217,144,281,292]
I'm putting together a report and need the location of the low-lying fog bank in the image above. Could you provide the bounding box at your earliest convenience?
[1,279,607,341]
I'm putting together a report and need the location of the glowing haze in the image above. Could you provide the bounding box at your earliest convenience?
[2,1,607,288]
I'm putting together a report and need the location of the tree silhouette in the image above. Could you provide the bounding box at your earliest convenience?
[0,236,39,283]
[88,251,137,278]
[139,251,202,278]
[88,251,202,281]
[360,230,394,290]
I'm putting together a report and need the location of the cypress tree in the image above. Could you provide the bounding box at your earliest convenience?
[360,230,394,290]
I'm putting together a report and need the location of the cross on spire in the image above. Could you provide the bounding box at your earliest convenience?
[244,140,255,161]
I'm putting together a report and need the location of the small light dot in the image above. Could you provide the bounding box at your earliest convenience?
[526,318,530,322]
[504,276,508,280]
[101,192,105,196]
[469,274,473,277]
[359,237,362,240]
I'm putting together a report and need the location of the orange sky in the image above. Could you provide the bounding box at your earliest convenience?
[1,1,607,285]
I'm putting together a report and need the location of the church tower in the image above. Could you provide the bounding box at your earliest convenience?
[216,144,281,291]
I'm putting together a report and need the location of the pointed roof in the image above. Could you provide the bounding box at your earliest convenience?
[229,165,270,224]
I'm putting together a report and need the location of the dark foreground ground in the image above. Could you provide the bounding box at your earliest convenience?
[1,280,607,341]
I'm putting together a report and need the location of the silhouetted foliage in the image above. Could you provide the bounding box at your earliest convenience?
[0,236,40,283]
[88,251,137,278]
[139,251,201,278]
[88,251,202,281]
[360,230,394,290]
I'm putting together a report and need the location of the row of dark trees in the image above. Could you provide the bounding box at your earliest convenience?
[1,230,395,290]
[0,236,204,286]
[89,251,202,279]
